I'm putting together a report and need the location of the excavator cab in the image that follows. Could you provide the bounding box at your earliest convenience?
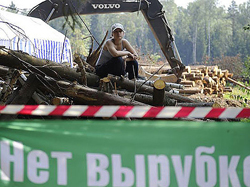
[28,0,185,78]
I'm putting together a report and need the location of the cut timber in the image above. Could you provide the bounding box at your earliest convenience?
[208,66,218,75]
[116,90,154,105]
[116,90,176,106]
[179,80,195,87]
[227,73,234,78]
[179,88,203,94]
[220,78,226,86]
[108,74,198,103]
[135,80,184,89]
[0,49,100,86]
[74,54,87,85]
[190,70,201,74]
[153,79,166,106]
[212,76,219,84]
[19,74,48,105]
[0,73,40,120]
[223,87,233,92]
[213,102,222,108]
[189,75,204,81]
[182,73,195,79]
[139,66,177,83]
[177,102,214,107]
[99,77,113,93]
[139,65,171,74]
[221,70,229,78]
[227,77,250,91]
[51,97,71,105]
[203,88,213,95]
[217,69,223,78]
[203,76,216,86]
[44,78,146,106]
[195,80,204,88]
[183,66,191,73]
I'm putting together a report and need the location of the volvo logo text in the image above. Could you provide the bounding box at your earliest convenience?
[91,4,121,9]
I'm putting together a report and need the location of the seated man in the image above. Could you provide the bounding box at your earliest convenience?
[95,23,139,80]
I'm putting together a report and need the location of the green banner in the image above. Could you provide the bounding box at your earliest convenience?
[0,120,250,187]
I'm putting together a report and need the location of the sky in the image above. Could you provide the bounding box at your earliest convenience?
[0,0,248,10]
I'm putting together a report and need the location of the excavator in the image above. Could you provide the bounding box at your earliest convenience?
[28,0,185,78]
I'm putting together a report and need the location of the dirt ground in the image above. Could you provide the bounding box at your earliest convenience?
[188,93,245,107]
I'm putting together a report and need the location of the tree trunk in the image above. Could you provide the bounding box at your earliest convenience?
[108,74,198,103]
[0,73,40,120]
[153,79,165,106]
[0,49,100,86]
[227,77,250,91]
[116,90,176,106]
[44,78,147,106]
[193,23,197,64]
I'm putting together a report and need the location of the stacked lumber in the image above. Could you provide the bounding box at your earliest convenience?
[179,65,234,96]
[139,64,238,96]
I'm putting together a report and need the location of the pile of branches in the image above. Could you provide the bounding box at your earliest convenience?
[0,48,221,119]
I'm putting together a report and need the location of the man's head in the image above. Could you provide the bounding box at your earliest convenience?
[111,23,125,33]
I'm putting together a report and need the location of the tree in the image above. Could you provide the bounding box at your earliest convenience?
[244,24,250,30]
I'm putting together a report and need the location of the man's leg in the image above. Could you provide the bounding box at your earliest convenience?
[96,57,125,78]
[126,60,138,79]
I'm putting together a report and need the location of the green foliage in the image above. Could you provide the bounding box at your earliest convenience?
[243,56,250,78]
[49,15,91,56]
[7,0,250,64]
[244,24,250,30]
[149,53,162,64]
[224,85,250,107]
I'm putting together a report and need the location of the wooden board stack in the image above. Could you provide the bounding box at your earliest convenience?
[139,65,234,96]
[180,65,233,96]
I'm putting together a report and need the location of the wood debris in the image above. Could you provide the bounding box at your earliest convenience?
[0,47,248,119]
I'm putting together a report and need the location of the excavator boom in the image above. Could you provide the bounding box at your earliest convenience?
[28,0,185,77]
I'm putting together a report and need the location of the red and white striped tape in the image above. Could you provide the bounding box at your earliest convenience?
[0,105,249,119]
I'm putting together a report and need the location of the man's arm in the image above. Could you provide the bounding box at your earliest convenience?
[106,40,133,58]
[123,39,138,60]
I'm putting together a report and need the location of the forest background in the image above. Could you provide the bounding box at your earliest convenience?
[6,0,250,78]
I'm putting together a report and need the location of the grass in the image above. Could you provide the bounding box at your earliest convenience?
[223,82,250,107]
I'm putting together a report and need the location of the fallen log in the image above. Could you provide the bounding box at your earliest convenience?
[116,90,176,106]
[116,90,154,105]
[153,79,166,106]
[179,88,203,94]
[227,77,250,91]
[108,74,198,103]
[43,78,147,106]
[139,66,177,83]
[0,73,40,120]
[51,97,71,105]
[177,102,214,107]
[139,65,171,74]
[179,80,195,87]
[19,74,49,105]
[0,49,100,86]
[136,79,184,90]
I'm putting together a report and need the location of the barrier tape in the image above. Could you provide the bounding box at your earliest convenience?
[0,105,249,119]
